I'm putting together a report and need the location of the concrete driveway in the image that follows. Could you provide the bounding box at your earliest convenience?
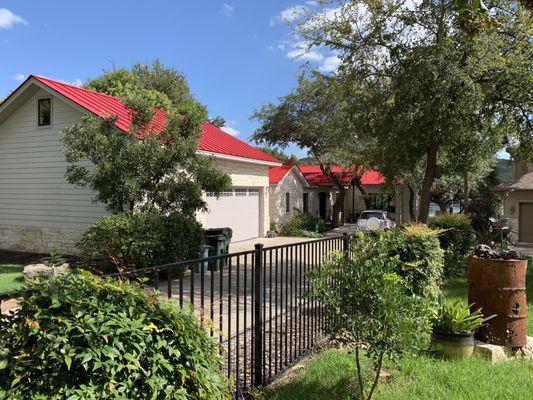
[229,236,321,252]
[229,226,356,253]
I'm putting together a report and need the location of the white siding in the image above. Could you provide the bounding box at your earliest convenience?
[0,89,108,232]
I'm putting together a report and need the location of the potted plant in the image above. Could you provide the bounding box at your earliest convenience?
[431,301,494,359]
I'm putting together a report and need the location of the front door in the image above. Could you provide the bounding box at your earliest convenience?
[318,192,327,220]
[519,203,533,243]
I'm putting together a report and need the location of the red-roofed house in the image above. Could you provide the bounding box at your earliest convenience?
[268,163,410,228]
[0,75,281,253]
[268,163,313,226]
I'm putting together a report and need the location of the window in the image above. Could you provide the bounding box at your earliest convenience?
[248,189,259,196]
[220,189,234,197]
[235,188,247,197]
[303,193,309,213]
[364,193,393,211]
[285,193,290,213]
[38,98,51,127]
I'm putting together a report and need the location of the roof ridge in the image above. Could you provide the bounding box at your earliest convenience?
[31,75,123,101]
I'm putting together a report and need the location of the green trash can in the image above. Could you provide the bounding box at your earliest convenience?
[205,228,233,270]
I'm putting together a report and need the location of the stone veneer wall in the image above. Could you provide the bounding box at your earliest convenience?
[269,170,307,227]
[0,225,83,255]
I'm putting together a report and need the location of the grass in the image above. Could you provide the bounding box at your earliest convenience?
[258,348,533,400]
[0,264,24,293]
[258,256,533,400]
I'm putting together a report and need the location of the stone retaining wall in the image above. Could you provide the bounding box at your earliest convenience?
[0,225,82,255]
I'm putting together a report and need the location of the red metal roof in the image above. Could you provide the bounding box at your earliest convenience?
[298,165,386,186]
[198,123,280,163]
[29,75,280,164]
[269,163,297,184]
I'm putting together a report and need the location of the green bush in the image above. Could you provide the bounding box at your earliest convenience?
[280,212,326,237]
[78,211,203,271]
[392,224,445,300]
[429,213,476,277]
[308,233,432,400]
[0,271,231,399]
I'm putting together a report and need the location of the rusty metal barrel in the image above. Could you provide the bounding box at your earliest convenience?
[468,256,528,347]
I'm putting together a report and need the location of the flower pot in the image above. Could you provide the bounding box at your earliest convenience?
[431,331,475,359]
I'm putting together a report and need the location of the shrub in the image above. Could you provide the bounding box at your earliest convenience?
[432,301,494,335]
[392,224,445,300]
[0,271,231,400]
[429,213,476,277]
[308,233,432,400]
[78,211,203,271]
[280,211,326,237]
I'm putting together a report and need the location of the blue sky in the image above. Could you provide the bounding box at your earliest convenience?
[0,1,339,158]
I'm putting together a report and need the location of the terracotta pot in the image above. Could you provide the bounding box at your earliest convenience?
[468,256,528,347]
[431,331,475,359]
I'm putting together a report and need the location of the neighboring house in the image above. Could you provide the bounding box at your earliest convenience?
[494,161,533,244]
[0,75,281,254]
[268,163,314,228]
[268,163,411,228]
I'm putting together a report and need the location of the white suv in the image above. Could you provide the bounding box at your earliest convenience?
[356,210,396,231]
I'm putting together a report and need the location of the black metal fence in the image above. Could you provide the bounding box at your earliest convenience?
[0,234,350,397]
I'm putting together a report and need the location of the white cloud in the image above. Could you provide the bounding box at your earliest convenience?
[281,5,307,22]
[73,78,83,87]
[286,41,324,62]
[221,126,240,136]
[306,1,318,5]
[11,73,25,82]
[271,5,309,26]
[0,8,28,30]
[318,55,341,73]
[220,3,234,17]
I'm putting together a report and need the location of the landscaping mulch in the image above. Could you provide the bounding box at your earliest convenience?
[0,249,81,266]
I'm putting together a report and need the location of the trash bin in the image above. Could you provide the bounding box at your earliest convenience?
[205,227,233,271]
[194,245,211,273]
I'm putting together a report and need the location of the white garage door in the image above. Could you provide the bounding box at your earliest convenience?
[205,188,260,242]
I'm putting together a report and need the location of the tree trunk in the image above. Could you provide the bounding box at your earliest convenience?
[418,140,439,223]
[318,162,348,228]
[463,171,469,209]
[436,199,448,214]
[331,188,346,228]
[366,352,384,400]
[353,175,371,209]
[407,184,417,221]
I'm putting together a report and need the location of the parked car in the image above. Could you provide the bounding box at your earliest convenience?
[356,210,396,231]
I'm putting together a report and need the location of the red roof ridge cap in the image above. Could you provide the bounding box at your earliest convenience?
[31,75,122,101]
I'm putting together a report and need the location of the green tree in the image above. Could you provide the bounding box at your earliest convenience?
[87,59,194,110]
[208,116,226,127]
[252,74,370,227]
[257,146,298,163]
[62,62,230,216]
[308,232,433,400]
[295,0,532,222]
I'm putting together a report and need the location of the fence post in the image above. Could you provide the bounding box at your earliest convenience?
[253,243,265,386]
[342,232,349,258]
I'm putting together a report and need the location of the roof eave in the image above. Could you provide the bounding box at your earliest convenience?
[198,150,282,167]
